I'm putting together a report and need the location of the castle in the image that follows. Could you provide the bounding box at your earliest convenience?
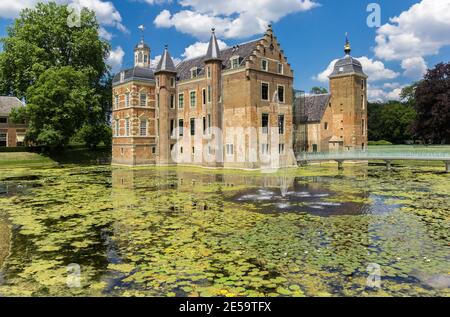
[112,26,367,168]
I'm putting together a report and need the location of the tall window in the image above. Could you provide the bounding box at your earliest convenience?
[324,122,329,130]
[114,95,119,109]
[207,85,211,103]
[190,118,195,136]
[170,77,175,88]
[203,117,206,134]
[170,94,175,109]
[261,143,269,155]
[115,119,119,136]
[140,120,147,136]
[202,88,206,105]
[262,113,269,134]
[191,68,198,79]
[277,85,285,103]
[207,114,211,133]
[170,119,174,137]
[279,143,285,154]
[178,93,184,109]
[190,91,196,108]
[261,59,268,71]
[361,95,365,110]
[179,119,184,136]
[156,77,160,88]
[362,118,366,135]
[140,93,147,107]
[278,114,284,134]
[125,93,130,107]
[125,118,130,136]
[261,83,269,101]
[278,63,283,74]
[206,66,211,78]
[226,144,234,155]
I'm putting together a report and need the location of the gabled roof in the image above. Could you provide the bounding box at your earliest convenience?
[155,46,177,73]
[112,66,155,86]
[295,93,331,123]
[0,96,23,115]
[176,38,261,81]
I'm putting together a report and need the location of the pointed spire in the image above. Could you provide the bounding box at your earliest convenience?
[205,28,222,62]
[344,32,351,55]
[155,45,177,73]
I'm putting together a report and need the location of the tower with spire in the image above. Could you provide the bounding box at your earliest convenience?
[155,45,177,165]
[204,28,224,167]
[134,25,151,68]
[328,33,368,151]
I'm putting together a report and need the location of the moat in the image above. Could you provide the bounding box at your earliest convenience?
[0,164,449,296]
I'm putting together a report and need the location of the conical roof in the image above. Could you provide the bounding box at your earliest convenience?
[155,45,177,73]
[205,28,221,62]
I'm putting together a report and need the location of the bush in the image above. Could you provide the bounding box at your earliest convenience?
[368,140,393,146]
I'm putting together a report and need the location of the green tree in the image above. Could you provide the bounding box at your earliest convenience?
[0,2,110,98]
[368,101,416,143]
[413,62,450,144]
[310,86,328,94]
[11,66,99,148]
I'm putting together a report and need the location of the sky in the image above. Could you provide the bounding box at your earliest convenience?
[1,0,450,102]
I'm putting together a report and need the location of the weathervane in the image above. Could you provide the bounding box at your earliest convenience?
[138,25,145,41]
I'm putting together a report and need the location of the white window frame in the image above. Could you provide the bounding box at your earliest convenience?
[170,94,175,109]
[278,62,283,75]
[114,95,119,109]
[139,93,147,107]
[202,88,206,106]
[261,59,268,71]
[231,56,240,69]
[206,66,211,78]
[115,119,120,136]
[207,85,212,103]
[189,90,196,108]
[226,144,234,156]
[0,132,8,147]
[125,118,130,136]
[261,143,269,155]
[170,77,175,88]
[125,93,130,107]
[140,119,147,136]
[178,93,184,109]
[279,143,285,154]
[190,67,198,79]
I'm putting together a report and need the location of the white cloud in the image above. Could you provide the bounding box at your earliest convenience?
[150,54,182,69]
[106,46,125,72]
[0,0,127,34]
[367,83,406,103]
[313,56,398,83]
[401,56,427,79]
[98,26,113,40]
[374,0,450,61]
[181,39,228,60]
[153,0,319,40]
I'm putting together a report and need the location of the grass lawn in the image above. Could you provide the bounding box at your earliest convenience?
[0,152,55,167]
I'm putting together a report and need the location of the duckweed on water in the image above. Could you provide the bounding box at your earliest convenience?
[0,164,449,297]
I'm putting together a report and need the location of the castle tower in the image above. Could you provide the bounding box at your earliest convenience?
[204,28,223,167]
[328,34,368,151]
[134,26,151,68]
[155,45,177,165]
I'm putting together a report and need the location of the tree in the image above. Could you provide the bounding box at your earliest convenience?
[0,2,110,98]
[11,67,99,148]
[413,62,450,144]
[368,101,416,143]
[310,86,328,94]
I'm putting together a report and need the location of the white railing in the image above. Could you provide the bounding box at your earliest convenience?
[298,150,450,161]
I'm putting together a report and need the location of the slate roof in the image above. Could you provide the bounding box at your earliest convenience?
[329,55,367,78]
[112,66,155,85]
[155,47,177,73]
[176,38,261,81]
[0,96,23,115]
[294,93,331,123]
[205,29,221,61]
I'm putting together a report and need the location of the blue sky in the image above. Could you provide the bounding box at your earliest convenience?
[1,0,450,101]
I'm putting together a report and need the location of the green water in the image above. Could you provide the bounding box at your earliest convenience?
[0,164,449,297]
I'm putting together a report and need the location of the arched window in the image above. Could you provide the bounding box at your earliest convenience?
[138,52,143,63]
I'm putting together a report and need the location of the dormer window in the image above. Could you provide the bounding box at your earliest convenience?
[191,67,198,79]
[261,59,268,72]
[231,56,240,69]
[339,67,344,73]
[120,71,125,83]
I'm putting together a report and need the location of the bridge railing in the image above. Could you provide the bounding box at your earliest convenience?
[297,150,450,161]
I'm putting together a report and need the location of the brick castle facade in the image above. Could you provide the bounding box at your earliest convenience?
[112,27,367,168]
